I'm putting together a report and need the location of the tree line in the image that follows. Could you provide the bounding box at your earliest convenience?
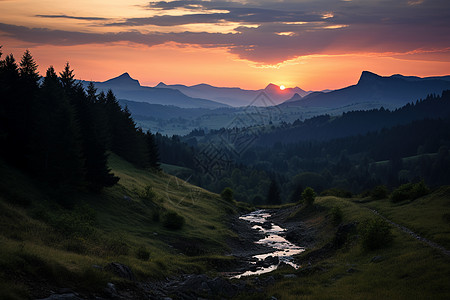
[0,48,160,195]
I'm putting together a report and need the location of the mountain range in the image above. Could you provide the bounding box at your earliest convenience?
[81,73,229,109]
[83,71,450,111]
[156,82,309,107]
[282,71,450,109]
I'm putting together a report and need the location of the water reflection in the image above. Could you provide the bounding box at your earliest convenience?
[234,210,305,278]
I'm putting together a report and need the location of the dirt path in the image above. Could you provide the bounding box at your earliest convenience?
[369,208,450,256]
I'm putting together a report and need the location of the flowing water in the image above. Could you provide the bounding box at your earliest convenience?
[233,210,305,278]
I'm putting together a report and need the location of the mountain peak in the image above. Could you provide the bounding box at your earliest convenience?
[265,83,279,90]
[358,71,382,85]
[104,72,140,87]
[156,82,167,88]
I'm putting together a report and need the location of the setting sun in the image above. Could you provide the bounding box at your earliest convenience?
[280,85,286,90]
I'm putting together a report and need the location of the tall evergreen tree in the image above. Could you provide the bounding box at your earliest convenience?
[146,130,160,170]
[19,50,39,88]
[35,65,85,188]
[266,179,281,205]
[59,62,76,92]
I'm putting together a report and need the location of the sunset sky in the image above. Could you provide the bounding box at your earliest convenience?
[1,0,449,90]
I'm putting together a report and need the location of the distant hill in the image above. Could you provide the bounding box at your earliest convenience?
[156,82,310,107]
[81,73,229,109]
[118,99,235,120]
[257,90,450,145]
[281,71,450,109]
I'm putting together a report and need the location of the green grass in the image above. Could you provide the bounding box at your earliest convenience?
[363,186,450,249]
[0,154,237,298]
[263,193,450,300]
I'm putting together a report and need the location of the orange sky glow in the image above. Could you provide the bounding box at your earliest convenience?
[1,0,449,91]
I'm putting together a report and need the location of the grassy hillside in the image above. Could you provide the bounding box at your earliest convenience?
[0,154,237,299]
[261,190,450,300]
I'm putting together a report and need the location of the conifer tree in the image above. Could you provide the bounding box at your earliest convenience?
[19,50,39,87]
[59,62,76,92]
[266,179,281,205]
[146,130,161,170]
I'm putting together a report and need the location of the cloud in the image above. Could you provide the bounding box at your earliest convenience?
[35,14,110,21]
[1,0,449,65]
[107,8,324,27]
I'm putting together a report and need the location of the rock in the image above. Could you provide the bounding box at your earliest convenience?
[283,274,297,279]
[346,267,358,273]
[36,294,83,300]
[208,277,237,298]
[370,255,384,263]
[180,274,209,291]
[104,262,136,281]
[262,256,279,267]
[123,195,131,202]
[104,282,118,298]
[262,222,272,229]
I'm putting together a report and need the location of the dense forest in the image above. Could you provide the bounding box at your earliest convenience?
[155,92,450,203]
[0,48,160,202]
[2,47,449,206]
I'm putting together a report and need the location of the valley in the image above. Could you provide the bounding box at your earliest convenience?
[1,47,450,299]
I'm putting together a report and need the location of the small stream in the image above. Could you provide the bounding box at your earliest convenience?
[233,210,305,278]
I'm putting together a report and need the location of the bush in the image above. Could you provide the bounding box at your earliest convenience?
[221,187,234,202]
[141,185,156,205]
[390,181,430,203]
[136,245,150,261]
[371,185,388,200]
[331,206,343,225]
[52,204,97,237]
[104,235,130,255]
[410,180,430,199]
[162,211,185,230]
[302,187,316,206]
[359,218,393,250]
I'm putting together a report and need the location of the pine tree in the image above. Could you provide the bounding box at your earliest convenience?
[35,65,85,188]
[59,62,76,92]
[146,130,160,170]
[266,179,281,205]
[19,50,39,88]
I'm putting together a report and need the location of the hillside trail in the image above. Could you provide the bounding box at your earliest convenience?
[368,208,450,257]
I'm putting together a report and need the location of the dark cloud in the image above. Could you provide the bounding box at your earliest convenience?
[107,8,322,27]
[1,0,449,64]
[35,14,110,21]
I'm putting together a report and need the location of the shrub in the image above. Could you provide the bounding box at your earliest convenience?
[302,187,316,206]
[359,218,393,250]
[162,211,185,230]
[52,204,96,237]
[371,185,389,200]
[331,206,343,225]
[141,185,156,205]
[104,235,130,256]
[410,180,430,199]
[136,245,150,261]
[390,181,430,203]
[221,187,234,202]
[390,183,413,202]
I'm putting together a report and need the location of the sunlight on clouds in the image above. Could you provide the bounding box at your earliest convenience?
[282,21,309,25]
[323,24,349,29]
[276,32,296,36]
[321,13,334,19]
